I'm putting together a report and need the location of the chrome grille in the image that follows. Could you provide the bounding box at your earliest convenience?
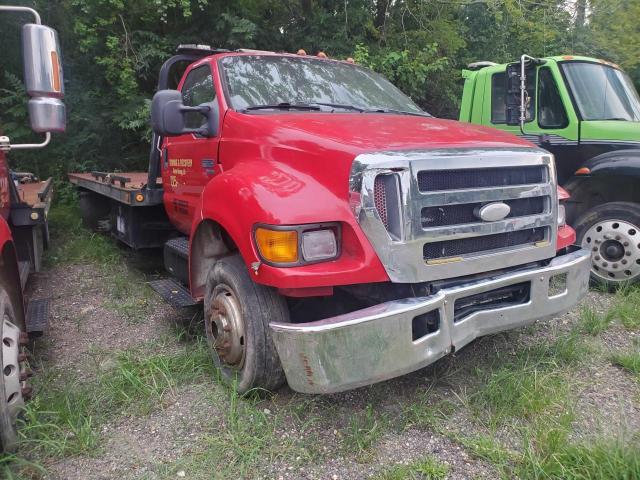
[423,227,548,260]
[421,197,545,228]
[417,165,546,192]
[349,148,558,283]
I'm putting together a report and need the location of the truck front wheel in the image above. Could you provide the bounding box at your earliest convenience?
[575,202,640,289]
[204,255,288,394]
[0,284,26,452]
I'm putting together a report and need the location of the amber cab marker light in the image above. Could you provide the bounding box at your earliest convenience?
[50,51,61,93]
[255,228,299,263]
[135,193,145,202]
[575,167,591,175]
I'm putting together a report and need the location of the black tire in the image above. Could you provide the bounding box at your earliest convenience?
[204,255,288,394]
[0,283,24,452]
[574,201,640,290]
[79,191,111,232]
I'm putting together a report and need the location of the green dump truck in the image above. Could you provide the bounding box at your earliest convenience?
[460,55,640,288]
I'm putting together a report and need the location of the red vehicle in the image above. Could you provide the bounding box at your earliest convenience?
[0,6,65,451]
[71,45,590,395]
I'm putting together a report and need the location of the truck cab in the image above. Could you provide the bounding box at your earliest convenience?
[72,46,591,395]
[461,56,640,287]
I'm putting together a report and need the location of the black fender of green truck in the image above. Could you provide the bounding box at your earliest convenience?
[564,148,640,224]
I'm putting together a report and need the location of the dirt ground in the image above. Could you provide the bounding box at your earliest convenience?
[10,252,640,479]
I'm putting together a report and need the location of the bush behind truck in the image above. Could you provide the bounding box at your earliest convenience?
[70,45,592,395]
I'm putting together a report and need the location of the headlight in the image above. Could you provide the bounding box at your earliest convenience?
[557,204,566,227]
[254,224,340,266]
[302,230,337,261]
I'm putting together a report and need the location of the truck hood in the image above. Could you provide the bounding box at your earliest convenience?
[223,112,535,154]
[580,120,640,145]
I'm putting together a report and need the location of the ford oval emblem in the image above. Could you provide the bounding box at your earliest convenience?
[476,202,511,222]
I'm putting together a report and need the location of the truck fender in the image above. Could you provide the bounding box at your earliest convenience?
[564,149,640,223]
[0,218,25,329]
[188,159,386,298]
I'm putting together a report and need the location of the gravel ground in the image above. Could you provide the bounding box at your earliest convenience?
[20,260,640,480]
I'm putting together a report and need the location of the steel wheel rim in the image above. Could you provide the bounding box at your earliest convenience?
[581,219,640,282]
[205,284,246,369]
[2,316,24,428]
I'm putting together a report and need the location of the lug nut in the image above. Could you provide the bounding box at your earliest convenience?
[595,256,601,261]
[624,242,630,247]
[612,263,618,269]
[602,262,608,267]
[622,259,628,265]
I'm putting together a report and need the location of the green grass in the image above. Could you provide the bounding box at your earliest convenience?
[611,350,640,379]
[102,266,154,324]
[611,287,640,330]
[578,305,614,335]
[10,340,214,466]
[374,456,449,480]
[342,404,387,455]
[517,438,640,479]
[46,203,121,267]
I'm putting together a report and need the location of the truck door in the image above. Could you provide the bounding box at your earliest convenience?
[162,63,220,235]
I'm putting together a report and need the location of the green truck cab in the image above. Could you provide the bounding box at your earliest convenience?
[460,55,640,287]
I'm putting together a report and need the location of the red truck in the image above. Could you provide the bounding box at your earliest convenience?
[70,45,591,395]
[0,6,65,451]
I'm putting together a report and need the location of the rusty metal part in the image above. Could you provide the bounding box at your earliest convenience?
[19,369,33,381]
[205,284,246,368]
[21,385,33,400]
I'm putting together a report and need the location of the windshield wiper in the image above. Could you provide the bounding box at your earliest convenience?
[308,102,365,112]
[242,102,321,112]
[363,108,431,117]
[599,117,630,121]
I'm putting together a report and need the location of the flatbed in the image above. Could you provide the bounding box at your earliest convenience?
[68,171,163,206]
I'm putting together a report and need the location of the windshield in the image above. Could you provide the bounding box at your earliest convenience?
[561,62,640,121]
[219,55,425,114]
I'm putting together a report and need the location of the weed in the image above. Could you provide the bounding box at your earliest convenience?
[342,404,386,455]
[611,287,640,330]
[102,267,153,324]
[46,204,121,266]
[375,456,449,480]
[611,350,640,379]
[98,340,215,413]
[517,438,640,479]
[578,305,614,335]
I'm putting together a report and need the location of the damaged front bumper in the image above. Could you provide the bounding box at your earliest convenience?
[270,248,591,394]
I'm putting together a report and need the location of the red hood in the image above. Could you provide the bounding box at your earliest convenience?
[222,111,534,155]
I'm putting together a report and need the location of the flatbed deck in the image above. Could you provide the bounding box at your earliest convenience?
[69,171,163,206]
[11,178,53,227]
[17,181,50,207]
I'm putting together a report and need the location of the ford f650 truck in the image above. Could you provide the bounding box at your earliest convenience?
[71,46,590,395]
[0,5,65,451]
[460,55,640,288]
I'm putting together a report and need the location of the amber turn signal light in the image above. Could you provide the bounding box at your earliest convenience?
[255,228,298,263]
[574,167,591,175]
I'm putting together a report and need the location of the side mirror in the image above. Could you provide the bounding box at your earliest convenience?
[22,24,66,132]
[151,89,218,137]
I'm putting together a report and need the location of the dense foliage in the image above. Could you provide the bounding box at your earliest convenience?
[1,0,638,178]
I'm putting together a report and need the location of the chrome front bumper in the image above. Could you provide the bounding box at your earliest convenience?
[270,248,591,394]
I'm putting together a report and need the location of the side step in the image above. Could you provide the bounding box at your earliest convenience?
[26,298,50,337]
[18,260,31,290]
[149,278,198,308]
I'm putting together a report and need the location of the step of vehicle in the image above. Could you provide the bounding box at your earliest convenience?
[18,260,31,290]
[164,237,189,285]
[26,298,50,337]
[149,278,198,308]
